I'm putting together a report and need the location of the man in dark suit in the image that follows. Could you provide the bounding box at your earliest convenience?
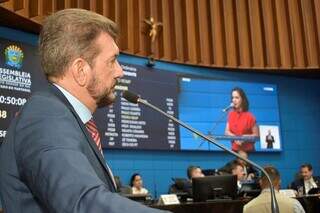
[290,163,320,195]
[0,9,167,213]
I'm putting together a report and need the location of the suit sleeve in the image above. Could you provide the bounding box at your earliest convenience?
[15,111,168,213]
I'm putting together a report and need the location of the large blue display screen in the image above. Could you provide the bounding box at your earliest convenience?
[0,37,281,152]
[179,76,282,152]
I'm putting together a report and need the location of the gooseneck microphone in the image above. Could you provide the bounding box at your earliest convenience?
[122,90,139,103]
[122,90,279,213]
[222,103,234,112]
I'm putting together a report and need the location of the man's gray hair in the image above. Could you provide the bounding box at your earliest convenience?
[39,8,118,78]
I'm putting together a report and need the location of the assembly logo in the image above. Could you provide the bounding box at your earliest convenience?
[4,45,24,69]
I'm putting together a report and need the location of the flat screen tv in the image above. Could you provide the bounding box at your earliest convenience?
[192,175,238,202]
[179,76,282,152]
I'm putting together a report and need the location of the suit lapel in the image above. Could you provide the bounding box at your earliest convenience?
[48,84,116,191]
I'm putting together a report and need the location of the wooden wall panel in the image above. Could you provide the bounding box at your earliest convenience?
[274,0,292,68]
[197,0,211,65]
[13,0,23,11]
[151,0,163,59]
[301,0,319,67]
[161,0,173,60]
[117,0,128,51]
[41,0,52,17]
[185,0,198,63]
[236,0,251,68]
[248,0,265,68]
[138,0,148,56]
[223,0,238,67]
[288,0,306,68]
[314,0,320,60]
[95,0,104,15]
[173,0,185,62]
[2,0,320,72]
[261,0,279,68]
[29,0,39,17]
[126,0,135,53]
[210,0,226,67]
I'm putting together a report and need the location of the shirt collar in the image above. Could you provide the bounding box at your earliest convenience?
[261,188,279,194]
[304,176,313,182]
[53,83,92,124]
[304,176,315,183]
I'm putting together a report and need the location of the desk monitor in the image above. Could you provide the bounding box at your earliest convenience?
[192,175,238,202]
[123,194,152,203]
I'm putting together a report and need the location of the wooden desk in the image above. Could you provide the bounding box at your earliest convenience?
[151,199,249,213]
[151,195,320,213]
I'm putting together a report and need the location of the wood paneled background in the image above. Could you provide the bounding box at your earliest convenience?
[1,0,320,71]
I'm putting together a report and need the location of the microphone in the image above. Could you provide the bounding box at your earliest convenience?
[122,91,279,213]
[222,103,234,112]
[122,90,140,104]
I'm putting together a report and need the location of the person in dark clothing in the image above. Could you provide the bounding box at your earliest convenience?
[265,130,275,149]
[290,163,320,195]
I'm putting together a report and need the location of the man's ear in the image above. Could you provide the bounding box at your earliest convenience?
[71,58,91,87]
[274,178,281,189]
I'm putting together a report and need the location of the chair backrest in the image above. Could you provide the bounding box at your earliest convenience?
[168,177,189,194]
[118,186,132,195]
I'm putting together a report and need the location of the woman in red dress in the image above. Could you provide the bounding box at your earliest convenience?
[225,87,259,152]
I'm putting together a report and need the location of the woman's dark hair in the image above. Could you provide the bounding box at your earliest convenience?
[231,87,249,111]
[130,173,140,187]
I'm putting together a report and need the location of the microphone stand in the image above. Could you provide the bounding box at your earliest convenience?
[197,109,228,149]
[136,98,279,213]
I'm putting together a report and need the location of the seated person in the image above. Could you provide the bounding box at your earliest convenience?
[219,150,258,180]
[290,163,320,195]
[168,177,189,194]
[231,162,246,190]
[187,165,205,180]
[130,173,149,195]
[183,165,204,195]
[243,166,305,213]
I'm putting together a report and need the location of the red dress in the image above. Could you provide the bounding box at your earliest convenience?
[227,110,256,152]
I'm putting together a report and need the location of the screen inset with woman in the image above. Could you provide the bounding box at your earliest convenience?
[130,173,149,195]
[225,87,259,152]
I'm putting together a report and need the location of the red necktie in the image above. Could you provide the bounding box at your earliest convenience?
[86,119,117,189]
[86,119,102,153]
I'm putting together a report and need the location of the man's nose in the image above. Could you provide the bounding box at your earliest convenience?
[115,60,123,78]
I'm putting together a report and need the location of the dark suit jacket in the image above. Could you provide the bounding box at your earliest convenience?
[265,135,275,148]
[0,85,166,213]
[290,176,320,195]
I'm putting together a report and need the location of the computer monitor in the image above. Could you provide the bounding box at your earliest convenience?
[123,194,152,204]
[192,175,238,202]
